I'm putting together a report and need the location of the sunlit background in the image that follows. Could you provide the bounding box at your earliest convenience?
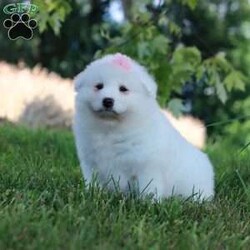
[0,0,249,149]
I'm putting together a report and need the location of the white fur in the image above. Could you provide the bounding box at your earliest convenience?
[73,53,214,200]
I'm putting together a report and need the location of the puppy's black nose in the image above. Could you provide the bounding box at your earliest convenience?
[103,98,114,109]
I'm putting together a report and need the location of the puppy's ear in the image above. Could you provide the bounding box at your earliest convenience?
[133,63,157,98]
[142,77,157,98]
[139,69,157,99]
[74,71,85,92]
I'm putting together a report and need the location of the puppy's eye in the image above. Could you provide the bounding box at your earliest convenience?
[95,83,104,90]
[119,85,129,93]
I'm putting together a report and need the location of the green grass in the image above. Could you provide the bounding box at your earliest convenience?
[0,123,249,250]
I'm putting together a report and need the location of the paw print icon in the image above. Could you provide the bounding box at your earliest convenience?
[3,13,37,40]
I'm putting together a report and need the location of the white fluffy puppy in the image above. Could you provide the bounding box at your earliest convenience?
[73,53,214,200]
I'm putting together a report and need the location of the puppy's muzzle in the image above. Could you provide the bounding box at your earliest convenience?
[102,98,114,109]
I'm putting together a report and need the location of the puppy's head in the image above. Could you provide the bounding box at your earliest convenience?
[74,53,157,120]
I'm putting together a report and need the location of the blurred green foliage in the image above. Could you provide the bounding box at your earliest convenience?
[33,0,72,35]
[0,0,249,145]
